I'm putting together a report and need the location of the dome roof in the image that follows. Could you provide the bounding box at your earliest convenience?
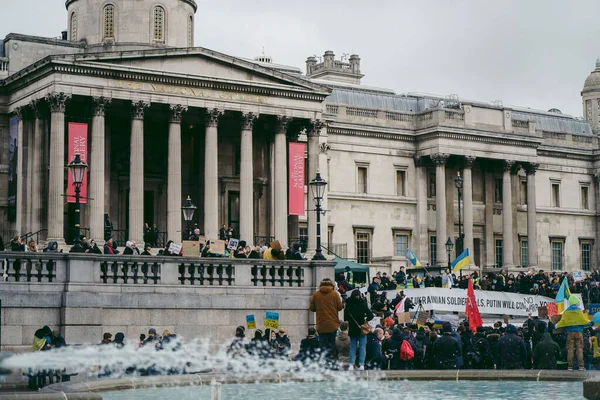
[583,58,600,91]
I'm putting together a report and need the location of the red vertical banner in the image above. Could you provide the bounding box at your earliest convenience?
[288,142,305,216]
[67,122,88,203]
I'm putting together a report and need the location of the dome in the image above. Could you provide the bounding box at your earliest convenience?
[582,58,600,91]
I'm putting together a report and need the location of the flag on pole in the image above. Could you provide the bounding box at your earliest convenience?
[395,297,407,316]
[451,248,470,274]
[406,249,422,267]
[466,278,483,332]
[555,277,571,314]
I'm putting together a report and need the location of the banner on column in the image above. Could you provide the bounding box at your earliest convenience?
[288,142,305,216]
[67,122,89,203]
[7,116,18,221]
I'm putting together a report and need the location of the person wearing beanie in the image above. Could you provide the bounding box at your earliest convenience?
[496,324,527,369]
[533,331,560,370]
[470,327,494,369]
[557,296,591,370]
[431,322,461,369]
[309,278,343,360]
[142,328,159,347]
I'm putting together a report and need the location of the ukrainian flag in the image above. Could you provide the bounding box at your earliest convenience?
[555,277,571,314]
[406,249,422,267]
[451,248,470,274]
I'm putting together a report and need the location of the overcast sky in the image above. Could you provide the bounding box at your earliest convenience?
[2,0,599,117]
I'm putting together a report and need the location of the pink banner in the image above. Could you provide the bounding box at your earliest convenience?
[67,122,88,203]
[288,142,305,216]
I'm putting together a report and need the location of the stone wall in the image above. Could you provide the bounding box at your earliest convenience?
[0,253,334,351]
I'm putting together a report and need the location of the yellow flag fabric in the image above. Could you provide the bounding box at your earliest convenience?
[31,336,46,352]
[451,249,470,274]
[556,309,589,329]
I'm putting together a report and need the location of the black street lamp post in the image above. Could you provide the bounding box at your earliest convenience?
[309,170,327,261]
[181,196,197,240]
[455,172,464,276]
[68,154,88,252]
[445,237,454,272]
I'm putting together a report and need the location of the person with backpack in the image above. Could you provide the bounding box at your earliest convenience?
[412,327,428,369]
[432,322,461,369]
[384,327,413,370]
[469,327,494,369]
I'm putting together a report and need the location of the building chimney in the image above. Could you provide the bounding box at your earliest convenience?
[306,56,317,76]
[323,51,335,68]
[349,54,361,74]
[61,30,68,40]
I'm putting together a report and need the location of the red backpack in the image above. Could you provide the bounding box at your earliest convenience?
[399,340,415,361]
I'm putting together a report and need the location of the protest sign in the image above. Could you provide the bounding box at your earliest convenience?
[397,312,411,324]
[209,239,226,255]
[572,270,586,282]
[265,312,279,329]
[538,306,548,320]
[416,310,430,327]
[546,302,558,317]
[246,315,256,329]
[589,304,600,316]
[182,240,200,257]
[381,287,553,317]
[228,238,239,251]
[368,317,380,331]
[168,242,182,255]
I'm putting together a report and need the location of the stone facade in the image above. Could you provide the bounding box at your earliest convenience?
[1,3,600,274]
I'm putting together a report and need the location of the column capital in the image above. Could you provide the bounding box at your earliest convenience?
[45,92,71,113]
[594,172,600,183]
[93,97,112,117]
[31,99,46,120]
[503,159,515,171]
[276,115,290,134]
[464,156,476,169]
[308,119,324,137]
[206,108,223,127]
[320,142,331,154]
[131,100,149,120]
[14,106,25,119]
[430,153,449,166]
[525,162,539,175]
[241,112,258,130]
[169,104,188,123]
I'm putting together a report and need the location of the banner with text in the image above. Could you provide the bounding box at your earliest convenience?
[67,122,89,203]
[288,142,305,216]
[382,288,554,317]
[7,116,18,221]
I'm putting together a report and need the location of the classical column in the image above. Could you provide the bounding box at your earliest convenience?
[526,163,539,267]
[45,93,71,243]
[414,156,429,263]
[129,100,148,245]
[13,107,25,235]
[204,108,222,240]
[240,112,257,244]
[502,160,515,267]
[31,100,44,234]
[89,97,110,243]
[273,116,289,246]
[167,104,187,242]
[463,156,476,264]
[26,113,34,235]
[307,120,324,253]
[431,153,449,266]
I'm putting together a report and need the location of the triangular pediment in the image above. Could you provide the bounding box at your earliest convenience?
[72,47,330,95]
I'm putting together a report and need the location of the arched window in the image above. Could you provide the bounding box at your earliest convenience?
[103,4,115,40]
[187,15,193,47]
[153,6,165,42]
[70,12,77,41]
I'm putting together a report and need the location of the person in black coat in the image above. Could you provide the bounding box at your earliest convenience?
[294,328,321,364]
[469,327,494,369]
[344,289,374,369]
[432,322,461,369]
[497,324,528,369]
[365,329,388,370]
[533,332,561,369]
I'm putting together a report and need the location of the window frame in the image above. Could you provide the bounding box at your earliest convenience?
[581,184,590,210]
[520,239,528,268]
[520,179,527,205]
[356,163,369,194]
[392,229,410,257]
[354,227,372,264]
[429,235,437,266]
[495,238,503,268]
[70,11,77,41]
[187,15,194,47]
[152,5,166,43]
[582,242,592,271]
[394,165,407,197]
[550,179,561,208]
[551,241,563,271]
[102,3,116,41]
[428,171,436,198]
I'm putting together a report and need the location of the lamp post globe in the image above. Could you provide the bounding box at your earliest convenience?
[309,170,328,261]
[68,154,88,252]
[181,196,197,238]
[445,237,453,271]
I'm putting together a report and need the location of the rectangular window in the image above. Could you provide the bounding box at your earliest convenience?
[552,183,560,208]
[521,240,528,268]
[581,186,590,210]
[521,180,527,205]
[396,170,406,197]
[428,172,436,198]
[355,231,371,264]
[494,179,503,203]
[582,243,591,271]
[357,166,368,194]
[495,239,503,267]
[551,242,563,270]
[394,234,408,257]
[429,236,437,265]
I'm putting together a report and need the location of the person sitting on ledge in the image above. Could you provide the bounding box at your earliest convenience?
[103,238,119,254]
[263,240,285,260]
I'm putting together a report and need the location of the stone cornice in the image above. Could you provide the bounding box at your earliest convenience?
[537,148,594,162]
[328,192,417,205]
[417,128,543,148]
[65,0,198,13]
[1,59,330,103]
[327,124,415,142]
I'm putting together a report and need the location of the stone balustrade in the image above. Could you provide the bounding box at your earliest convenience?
[0,252,329,288]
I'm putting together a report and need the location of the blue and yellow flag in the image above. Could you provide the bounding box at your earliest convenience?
[451,248,470,274]
[555,277,571,314]
[406,249,422,267]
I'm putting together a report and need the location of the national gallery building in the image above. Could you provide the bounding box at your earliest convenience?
[1,0,600,272]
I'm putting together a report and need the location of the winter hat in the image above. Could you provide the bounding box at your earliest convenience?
[569,296,580,306]
[506,324,517,334]
[103,332,112,340]
[476,326,486,334]
[148,328,157,335]
[441,322,452,333]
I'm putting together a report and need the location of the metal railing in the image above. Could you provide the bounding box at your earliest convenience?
[324,243,348,259]
[111,229,128,247]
